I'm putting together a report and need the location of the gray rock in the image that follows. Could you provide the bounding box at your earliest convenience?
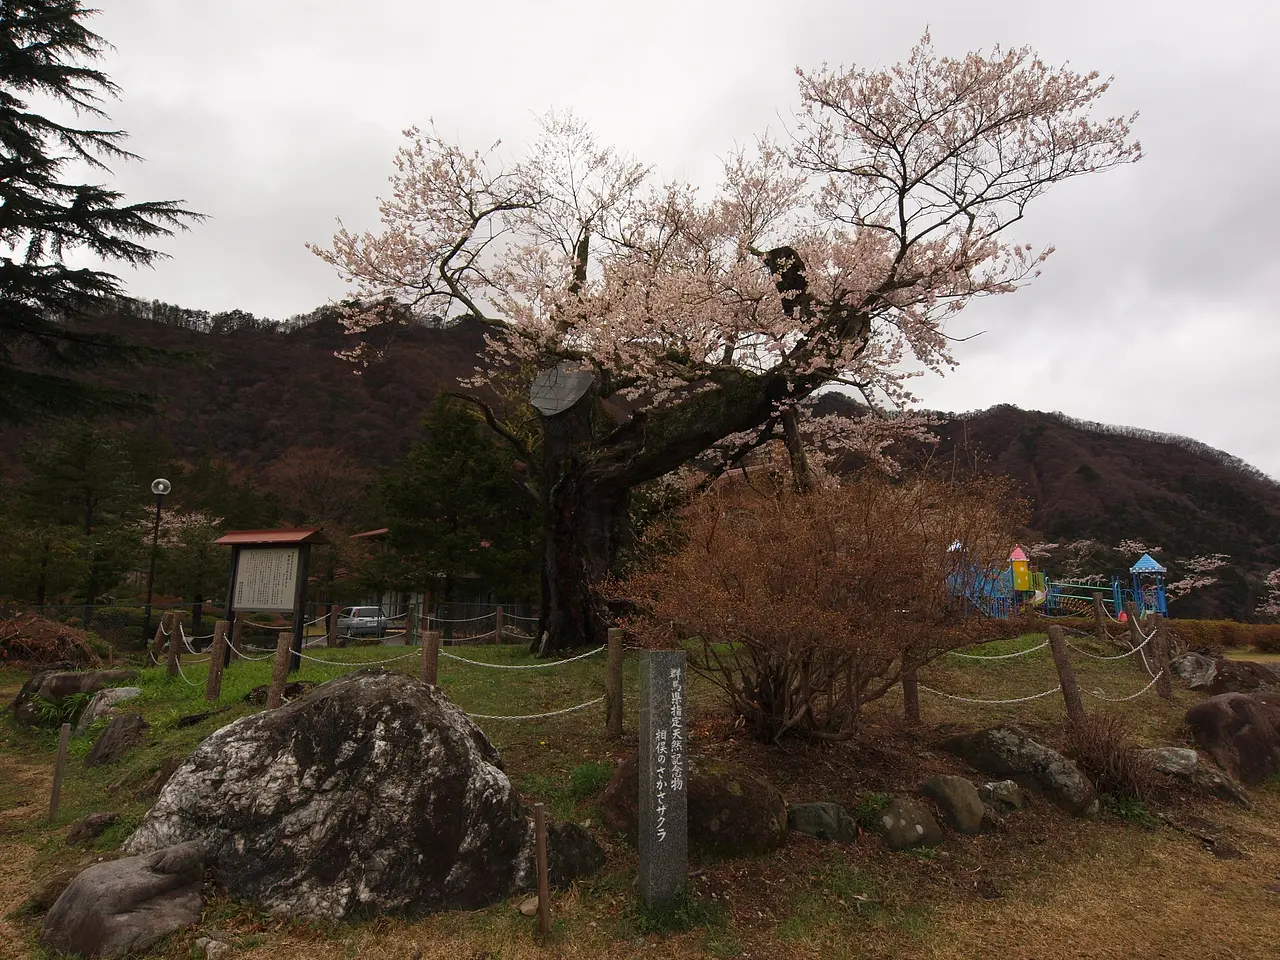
[85,712,149,767]
[1173,652,1217,687]
[943,726,1099,817]
[11,669,139,726]
[919,776,985,834]
[66,812,119,846]
[1140,747,1251,807]
[40,842,204,958]
[195,937,231,960]
[787,802,859,843]
[75,687,142,735]
[122,670,602,921]
[876,797,943,851]
[518,895,540,917]
[979,780,1028,815]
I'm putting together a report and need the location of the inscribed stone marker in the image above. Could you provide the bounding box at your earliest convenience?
[639,649,688,907]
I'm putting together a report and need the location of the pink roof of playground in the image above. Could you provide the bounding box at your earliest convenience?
[1009,546,1029,561]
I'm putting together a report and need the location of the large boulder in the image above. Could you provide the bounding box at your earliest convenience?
[1173,654,1280,695]
[919,775,985,834]
[75,687,142,735]
[85,713,149,767]
[787,802,859,843]
[40,842,204,959]
[1140,747,1251,807]
[1185,693,1280,786]
[600,755,788,854]
[10,669,138,725]
[943,726,1099,817]
[876,797,943,851]
[123,670,601,920]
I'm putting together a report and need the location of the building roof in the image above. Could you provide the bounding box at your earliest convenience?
[214,528,331,546]
[1130,553,1167,574]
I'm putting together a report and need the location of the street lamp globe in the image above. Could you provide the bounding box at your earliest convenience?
[151,478,171,496]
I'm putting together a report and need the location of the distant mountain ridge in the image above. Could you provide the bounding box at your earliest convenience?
[4,303,1275,619]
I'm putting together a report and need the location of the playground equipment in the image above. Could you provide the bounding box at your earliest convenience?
[951,547,1169,619]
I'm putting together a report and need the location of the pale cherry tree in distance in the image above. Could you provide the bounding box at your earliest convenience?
[312,32,1142,651]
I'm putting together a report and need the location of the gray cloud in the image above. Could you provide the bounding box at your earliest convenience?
[74,0,1280,474]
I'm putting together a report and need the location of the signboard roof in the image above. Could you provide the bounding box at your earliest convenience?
[215,528,331,546]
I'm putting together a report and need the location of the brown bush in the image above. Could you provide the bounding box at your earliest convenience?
[1163,619,1280,655]
[616,469,1027,743]
[0,613,103,667]
[1066,712,1163,804]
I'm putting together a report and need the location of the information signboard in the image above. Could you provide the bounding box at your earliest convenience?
[232,547,301,612]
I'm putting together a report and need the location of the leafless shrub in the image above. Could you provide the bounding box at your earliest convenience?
[1066,712,1163,803]
[616,469,1028,743]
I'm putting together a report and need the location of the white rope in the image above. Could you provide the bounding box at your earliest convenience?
[174,656,203,687]
[1083,671,1164,702]
[467,696,605,721]
[1066,633,1152,661]
[295,648,421,666]
[440,645,606,670]
[505,613,541,624]
[427,613,497,624]
[159,624,171,636]
[1104,605,1123,623]
[919,683,1063,705]
[948,640,1050,661]
[226,638,274,661]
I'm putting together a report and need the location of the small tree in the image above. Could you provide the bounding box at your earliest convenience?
[0,0,202,422]
[617,467,1026,742]
[380,394,540,602]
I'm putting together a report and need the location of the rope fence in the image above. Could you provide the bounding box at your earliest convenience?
[917,616,1175,717]
[150,618,625,730]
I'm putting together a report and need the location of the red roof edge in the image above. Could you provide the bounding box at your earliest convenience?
[214,528,331,546]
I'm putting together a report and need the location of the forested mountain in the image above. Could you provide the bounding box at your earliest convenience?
[3,301,1276,618]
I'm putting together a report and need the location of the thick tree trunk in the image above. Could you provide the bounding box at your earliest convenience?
[537,387,626,653]
[540,471,625,652]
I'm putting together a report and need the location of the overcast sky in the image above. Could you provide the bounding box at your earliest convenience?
[85,1,1279,475]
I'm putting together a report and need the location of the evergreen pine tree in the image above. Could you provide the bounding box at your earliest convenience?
[0,1,202,421]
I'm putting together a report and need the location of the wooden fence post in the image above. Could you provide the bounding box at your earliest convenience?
[48,722,70,822]
[205,620,229,702]
[1150,614,1174,700]
[902,666,921,726]
[534,802,550,936]
[166,610,184,678]
[421,630,441,685]
[1123,601,1149,675]
[1091,591,1110,647]
[266,630,292,709]
[327,606,340,648]
[606,628,624,738]
[1047,625,1086,726]
[150,609,169,663]
[495,605,505,644]
[228,616,243,663]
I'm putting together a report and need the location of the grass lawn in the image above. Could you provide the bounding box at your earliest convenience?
[2,633,1278,959]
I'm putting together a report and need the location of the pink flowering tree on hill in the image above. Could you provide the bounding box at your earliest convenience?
[312,33,1141,651]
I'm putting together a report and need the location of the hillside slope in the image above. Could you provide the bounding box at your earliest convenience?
[5,305,1276,617]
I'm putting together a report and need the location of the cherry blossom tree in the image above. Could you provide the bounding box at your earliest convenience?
[312,33,1141,651]
[1257,570,1280,619]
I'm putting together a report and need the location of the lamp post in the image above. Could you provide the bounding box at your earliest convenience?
[142,478,171,644]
